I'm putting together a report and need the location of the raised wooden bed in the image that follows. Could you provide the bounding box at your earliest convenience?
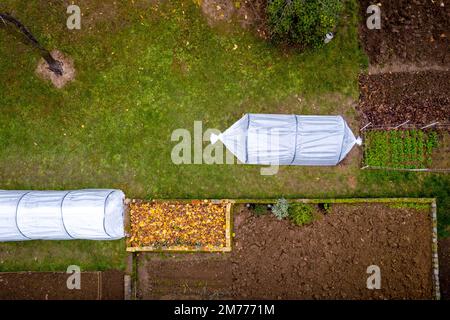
[126,199,231,253]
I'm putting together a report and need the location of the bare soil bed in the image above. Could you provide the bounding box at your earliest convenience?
[359,0,449,67]
[137,202,434,299]
[0,270,124,300]
[136,253,232,300]
[357,71,450,126]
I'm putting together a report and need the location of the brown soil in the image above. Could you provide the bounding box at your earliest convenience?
[439,237,450,299]
[359,0,449,67]
[201,0,235,25]
[136,253,232,299]
[357,71,450,126]
[101,270,125,300]
[0,270,124,300]
[35,50,76,89]
[200,0,267,37]
[431,131,450,169]
[137,203,434,299]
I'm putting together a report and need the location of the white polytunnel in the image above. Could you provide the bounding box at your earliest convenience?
[210,114,362,166]
[0,189,125,242]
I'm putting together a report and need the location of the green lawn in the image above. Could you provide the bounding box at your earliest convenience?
[0,0,448,271]
[0,240,126,272]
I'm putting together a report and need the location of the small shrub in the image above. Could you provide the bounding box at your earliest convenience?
[266,0,343,48]
[254,204,268,216]
[289,203,314,226]
[272,198,289,220]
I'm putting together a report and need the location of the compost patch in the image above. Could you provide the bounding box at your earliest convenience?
[137,203,434,299]
[358,71,450,126]
[0,270,124,300]
[359,0,449,66]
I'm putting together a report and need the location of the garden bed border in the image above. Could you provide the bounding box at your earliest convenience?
[229,197,439,300]
[125,197,439,299]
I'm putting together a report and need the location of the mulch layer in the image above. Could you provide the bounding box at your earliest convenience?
[0,270,124,300]
[137,203,434,299]
[359,0,449,66]
[357,71,450,126]
[128,200,228,250]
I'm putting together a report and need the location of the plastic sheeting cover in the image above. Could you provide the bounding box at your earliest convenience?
[0,189,125,242]
[211,114,361,166]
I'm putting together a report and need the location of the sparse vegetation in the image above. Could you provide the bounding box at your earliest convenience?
[389,202,430,210]
[288,203,315,226]
[319,202,332,214]
[253,204,268,216]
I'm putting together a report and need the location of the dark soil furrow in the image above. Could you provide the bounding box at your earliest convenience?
[358,71,450,126]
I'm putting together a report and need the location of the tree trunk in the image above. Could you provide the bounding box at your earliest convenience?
[0,13,63,76]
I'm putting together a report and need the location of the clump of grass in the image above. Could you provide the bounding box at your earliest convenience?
[253,204,268,216]
[272,198,289,220]
[288,203,315,226]
[318,202,332,214]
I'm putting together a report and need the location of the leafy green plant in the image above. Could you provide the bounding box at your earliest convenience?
[364,130,439,169]
[289,203,314,226]
[266,0,343,48]
[272,198,289,220]
[253,204,268,216]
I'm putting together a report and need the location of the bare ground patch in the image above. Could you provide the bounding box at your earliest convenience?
[35,50,75,88]
[200,0,267,36]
